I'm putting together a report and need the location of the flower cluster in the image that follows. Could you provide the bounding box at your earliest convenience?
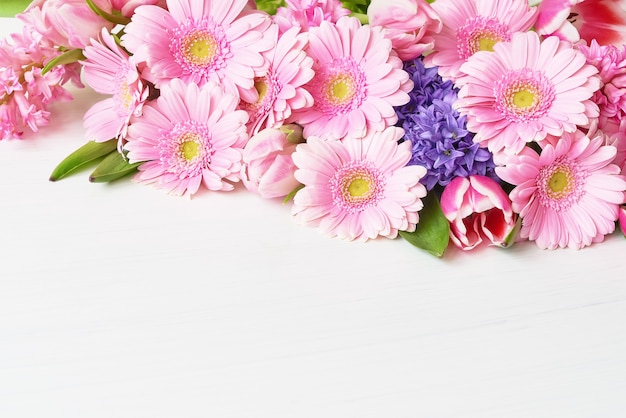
[2,0,626,256]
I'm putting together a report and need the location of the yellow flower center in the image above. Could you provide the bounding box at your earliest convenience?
[341,168,376,206]
[326,73,356,105]
[179,133,202,161]
[255,78,268,103]
[478,37,498,52]
[348,178,370,197]
[537,156,586,211]
[182,31,217,66]
[512,89,536,109]
[331,162,384,213]
[117,82,133,111]
[546,168,573,199]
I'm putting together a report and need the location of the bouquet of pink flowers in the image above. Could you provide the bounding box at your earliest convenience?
[2,0,626,257]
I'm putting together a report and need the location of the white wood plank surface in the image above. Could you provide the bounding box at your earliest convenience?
[1,17,625,418]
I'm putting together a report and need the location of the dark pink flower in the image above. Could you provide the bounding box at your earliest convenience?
[440,175,516,250]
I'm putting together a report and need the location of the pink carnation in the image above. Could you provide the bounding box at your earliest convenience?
[578,40,626,132]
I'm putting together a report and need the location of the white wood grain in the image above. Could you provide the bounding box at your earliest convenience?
[1,17,625,418]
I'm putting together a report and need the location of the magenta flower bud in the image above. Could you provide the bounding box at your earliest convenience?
[241,125,304,199]
[440,175,517,251]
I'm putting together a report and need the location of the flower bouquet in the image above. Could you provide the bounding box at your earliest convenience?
[1,0,626,257]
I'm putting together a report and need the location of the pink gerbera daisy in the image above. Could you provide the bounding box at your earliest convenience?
[496,131,626,249]
[239,25,314,135]
[124,78,249,196]
[291,16,413,140]
[81,28,147,145]
[121,0,274,96]
[455,31,601,157]
[291,126,427,241]
[423,0,538,82]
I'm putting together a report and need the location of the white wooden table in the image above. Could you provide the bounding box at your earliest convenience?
[1,17,625,418]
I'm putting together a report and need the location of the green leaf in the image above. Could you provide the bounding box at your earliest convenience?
[49,139,118,182]
[89,150,141,183]
[254,0,285,15]
[283,184,304,204]
[42,49,85,75]
[85,0,131,25]
[341,0,369,16]
[399,192,450,258]
[502,215,522,248]
[0,0,31,17]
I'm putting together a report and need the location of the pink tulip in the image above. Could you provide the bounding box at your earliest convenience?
[367,0,441,61]
[21,0,115,49]
[440,175,517,251]
[241,124,304,199]
[101,0,167,18]
[535,0,626,46]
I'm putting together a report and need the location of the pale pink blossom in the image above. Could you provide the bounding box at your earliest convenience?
[125,79,249,196]
[291,16,413,140]
[550,122,626,174]
[367,0,441,61]
[122,0,275,96]
[241,124,304,199]
[291,126,427,241]
[239,25,314,135]
[81,28,148,145]
[455,31,600,157]
[496,131,626,249]
[440,175,517,250]
[422,0,538,82]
